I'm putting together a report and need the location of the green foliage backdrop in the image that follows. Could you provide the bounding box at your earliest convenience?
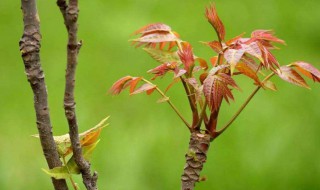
[0,0,319,189]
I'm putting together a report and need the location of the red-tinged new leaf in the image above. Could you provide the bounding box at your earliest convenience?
[131,83,157,95]
[203,73,239,111]
[242,42,263,62]
[224,48,245,74]
[292,62,320,82]
[134,32,178,43]
[146,87,157,95]
[258,43,280,70]
[251,30,286,45]
[202,41,223,54]
[178,42,195,73]
[143,48,180,64]
[210,56,218,66]
[195,57,208,71]
[205,4,225,41]
[133,23,172,35]
[109,76,133,95]
[236,62,260,84]
[200,72,208,84]
[129,77,142,93]
[277,66,309,88]
[262,80,277,91]
[148,63,177,79]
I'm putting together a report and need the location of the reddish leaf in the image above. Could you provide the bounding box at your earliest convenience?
[129,77,142,93]
[202,41,223,54]
[210,56,218,66]
[178,42,195,73]
[251,30,286,45]
[203,73,239,111]
[205,4,225,41]
[146,87,157,95]
[200,72,208,84]
[195,57,208,71]
[109,76,133,95]
[224,48,245,74]
[133,23,172,35]
[131,83,157,95]
[292,62,320,82]
[258,43,280,70]
[242,42,263,62]
[236,62,260,84]
[134,32,178,43]
[148,63,177,79]
[277,66,309,88]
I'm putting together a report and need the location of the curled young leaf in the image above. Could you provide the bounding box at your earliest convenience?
[133,23,172,35]
[148,62,178,79]
[178,42,195,73]
[205,4,225,41]
[291,62,320,82]
[109,76,133,95]
[258,43,280,70]
[131,83,157,95]
[251,30,286,45]
[202,41,223,54]
[131,23,180,50]
[277,66,309,88]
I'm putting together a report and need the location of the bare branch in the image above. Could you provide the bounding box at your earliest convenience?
[57,0,98,189]
[19,0,68,189]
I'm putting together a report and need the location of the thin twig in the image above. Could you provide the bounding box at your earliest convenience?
[142,78,191,129]
[19,0,68,189]
[180,77,199,127]
[57,0,98,189]
[216,72,276,137]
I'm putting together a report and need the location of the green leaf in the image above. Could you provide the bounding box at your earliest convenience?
[42,167,72,180]
[42,140,101,179]
[143,48,180,64]
[32,117,108,157]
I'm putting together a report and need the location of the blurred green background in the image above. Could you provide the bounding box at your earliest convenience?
[1,0,320,189]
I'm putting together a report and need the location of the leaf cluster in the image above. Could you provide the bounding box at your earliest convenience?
[33,117,109,181]
[110,4,320,138]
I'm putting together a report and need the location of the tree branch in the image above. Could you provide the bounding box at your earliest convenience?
[19,0,68,189]
[57,0,98,189]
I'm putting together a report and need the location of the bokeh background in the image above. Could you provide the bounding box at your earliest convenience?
[1,0,320,189]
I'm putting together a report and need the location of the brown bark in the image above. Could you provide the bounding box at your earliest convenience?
[19,0,68,189]
[181,132,211,190]
[57,0,98,189]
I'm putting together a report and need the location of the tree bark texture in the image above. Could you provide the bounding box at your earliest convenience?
[181,132,211,190]
[19,0,68,189]
[57,0,98,189]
